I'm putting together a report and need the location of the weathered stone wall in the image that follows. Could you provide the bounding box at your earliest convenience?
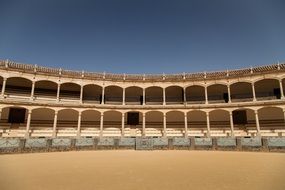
[1,137,285,154]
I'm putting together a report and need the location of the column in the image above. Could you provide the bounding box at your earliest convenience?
[279,80,284,99]
[56,83,61,102]
[163,113,166,137]
[80,85,83,103]
[25,110,32,139]
[163,88,166,105]
[101,87,105,104]
[252,83,256,101]
[142,88,146,105]
[229,111,234,137]
[184,112,188,137]
[100,113,104,137]
[254,110,261,136]
[142,113,146,136]
[205,86,208,104]
[183,87,187,105]
[0,108,2,128]
[121,113,125,136]
[122,88,125,105]
[52,110,58,138]
[1,78,7,97]
[227,84,231,103]
[206,112,210,137]
[77,111,82,138]
[30,81,35,100]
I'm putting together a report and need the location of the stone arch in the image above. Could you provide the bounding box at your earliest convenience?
[187,110,207,135]
[166,111,184,128]
[60,82,81,100]
[5,77,32,97]
[105,85,123,105]
[83,84,102,103]
[57,108,79,128]
[145,86,163,105]
[185,85,205,104]
[209,109,230,130]
[30,108,55,128]
[125,86,143,105]
[145,111,163,128]
[254,79,280,100]
[0,106,29,128]
[230,82,253,102]
[258,106,284,130]
[81,109,101,128]
[165,86,184,105]
[34,80,58,99]
[207,84,228,103]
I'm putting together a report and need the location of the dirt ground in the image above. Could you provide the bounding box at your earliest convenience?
[0,150,285,190]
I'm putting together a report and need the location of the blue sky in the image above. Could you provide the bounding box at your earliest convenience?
[0,0,285,74]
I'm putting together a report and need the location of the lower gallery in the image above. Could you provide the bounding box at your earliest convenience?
[0,60,285,151]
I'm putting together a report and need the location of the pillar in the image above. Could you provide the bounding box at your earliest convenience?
[25,110,32,139]
[1,78,7,97]
[122,88,125,105]
[56,83,61,102]
[163,113,166,137]
[206,112,210,137]
[229,111,234,137]
[52,110,58,138]
[227,84,231,103]
[252,83,256,101]
[183,87,187,105]
[100,113,104,137]
[142,88,146,105]
[30,81,35,100]
[142,113,146,136]
[254,110,261,136]
[77,111,82,138]
[80,85,83,103]
[205,86,208,104]
[163,88,166,105]
[279,80,284,99]
[184,112,188,137]
[101,87,105,104]
[121,113,125,136]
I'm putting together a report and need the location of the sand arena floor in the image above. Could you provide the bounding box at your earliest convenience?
[0,150,285,190]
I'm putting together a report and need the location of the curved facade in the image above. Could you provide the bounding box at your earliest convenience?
[0,59,285,139]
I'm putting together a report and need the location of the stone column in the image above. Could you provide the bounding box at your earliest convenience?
[121,113,125,137]
[25,110,32,139]
[254,110,261,136]
[30,81,35,100]
[227,84,231,103]
[80,85,83,103]
[77,111,82,138]
[100,113,104,137]
[142,113,146,136]
[122,88,125,105]
[206,112,211,137]
[183,87,187,105]
[205,86,208,104]
[163,113,166,137]
[279,80,284,99]
[163,88,166,105]
[101,87,105,104]
[252,83,256,101]
[229,111,234,137]
[1,78,7,97]
[56,83,61,102]
[184,112,188,137]
[52,110,58,138]
[142,88,146,105]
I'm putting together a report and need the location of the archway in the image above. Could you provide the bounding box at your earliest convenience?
[34,80,57,99]
[103,111,122,136]
[230,82,253,102]
[255,79,280,100]
[185,85,205,104]
[83,84,102,104]
[207,84,228,103]
[105,86,123,105]
[187,110,207,136]
[5,77,32,97]
[165,86,183,105]
[125,86,143,105]
[145,86,163,105]
[60,83,80,101]
[145,111,163,136]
